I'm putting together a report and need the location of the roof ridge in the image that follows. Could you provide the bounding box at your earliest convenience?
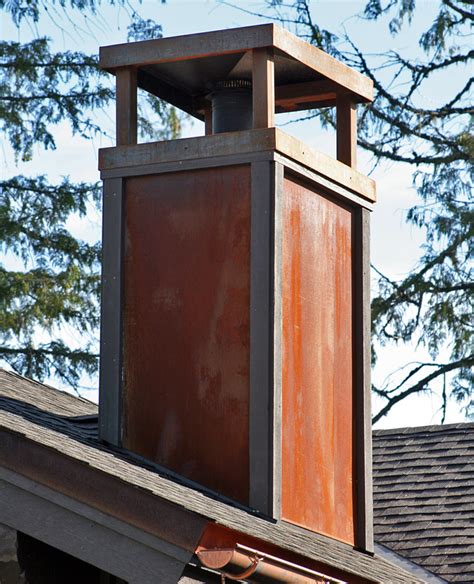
[373,422,474,436]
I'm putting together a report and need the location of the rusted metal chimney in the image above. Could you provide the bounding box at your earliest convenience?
[98,24,375,552]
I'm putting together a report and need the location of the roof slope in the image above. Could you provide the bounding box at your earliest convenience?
[373,423,474,583]
[0,369,423,584]
[3,370,473,582]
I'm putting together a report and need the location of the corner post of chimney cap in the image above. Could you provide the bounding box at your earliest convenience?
[116,67,137,146]
[252,48,275,129]
[336,93,357,168]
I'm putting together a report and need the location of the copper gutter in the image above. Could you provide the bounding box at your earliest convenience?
[197,543,347,583]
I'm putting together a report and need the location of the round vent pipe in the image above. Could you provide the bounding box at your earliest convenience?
[211,80,252,134]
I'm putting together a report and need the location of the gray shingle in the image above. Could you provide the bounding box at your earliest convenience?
[373,423,474,583]
[4,368,470,582]
[0,369,423,584]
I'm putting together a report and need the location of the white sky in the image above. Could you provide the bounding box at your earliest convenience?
[1,1,468,428]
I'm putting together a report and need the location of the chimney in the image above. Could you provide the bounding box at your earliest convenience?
[98,24,375,552]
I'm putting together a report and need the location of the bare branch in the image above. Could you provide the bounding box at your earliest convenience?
[444,0,474,20]
[373,355,474,423]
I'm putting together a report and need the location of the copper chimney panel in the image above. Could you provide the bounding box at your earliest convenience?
[98,24,375,551]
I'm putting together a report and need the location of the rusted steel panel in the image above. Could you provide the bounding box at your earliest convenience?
[123,166,251,504]
[280,175,355,544]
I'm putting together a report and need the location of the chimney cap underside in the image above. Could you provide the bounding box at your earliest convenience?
[99,23,373,122]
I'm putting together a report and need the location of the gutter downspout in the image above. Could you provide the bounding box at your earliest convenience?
[197,543,347,583]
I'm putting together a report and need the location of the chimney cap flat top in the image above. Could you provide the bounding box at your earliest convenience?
[99,23,373,121]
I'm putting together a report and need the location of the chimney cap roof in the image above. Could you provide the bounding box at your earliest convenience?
[99,23,373,121]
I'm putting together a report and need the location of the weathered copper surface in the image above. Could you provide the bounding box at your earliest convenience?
[123,166,251,504]
[196,524,370,584]
[197,546,345,584]
[281,175,355,544]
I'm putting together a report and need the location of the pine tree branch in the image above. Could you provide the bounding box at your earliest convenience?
[0,61,98,68]
[425,282,474,294]
[444,0,474,20]
[373,354,474,423]
[395,49,474,76]
[1,91,110,101]
[0,346,98,359]
[358,139,467,165]
[1,177,99,197]
[350,38,473,119]
[372,235,467,318]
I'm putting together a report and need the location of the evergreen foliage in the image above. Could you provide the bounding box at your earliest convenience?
[0,3,177,390]
[1,0,472,421]
[266,0,473,422]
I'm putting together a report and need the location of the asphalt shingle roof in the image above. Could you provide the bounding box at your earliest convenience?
[0,369,426,584]
[373,423,474,583]
[4,369,474,582]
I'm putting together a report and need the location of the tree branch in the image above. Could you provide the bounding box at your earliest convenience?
[372,235,467,319]
[373,354,474,423]
[0,346,98,359]
[444,0,474,20]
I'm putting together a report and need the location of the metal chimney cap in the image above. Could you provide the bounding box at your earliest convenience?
[99,23,373,122]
